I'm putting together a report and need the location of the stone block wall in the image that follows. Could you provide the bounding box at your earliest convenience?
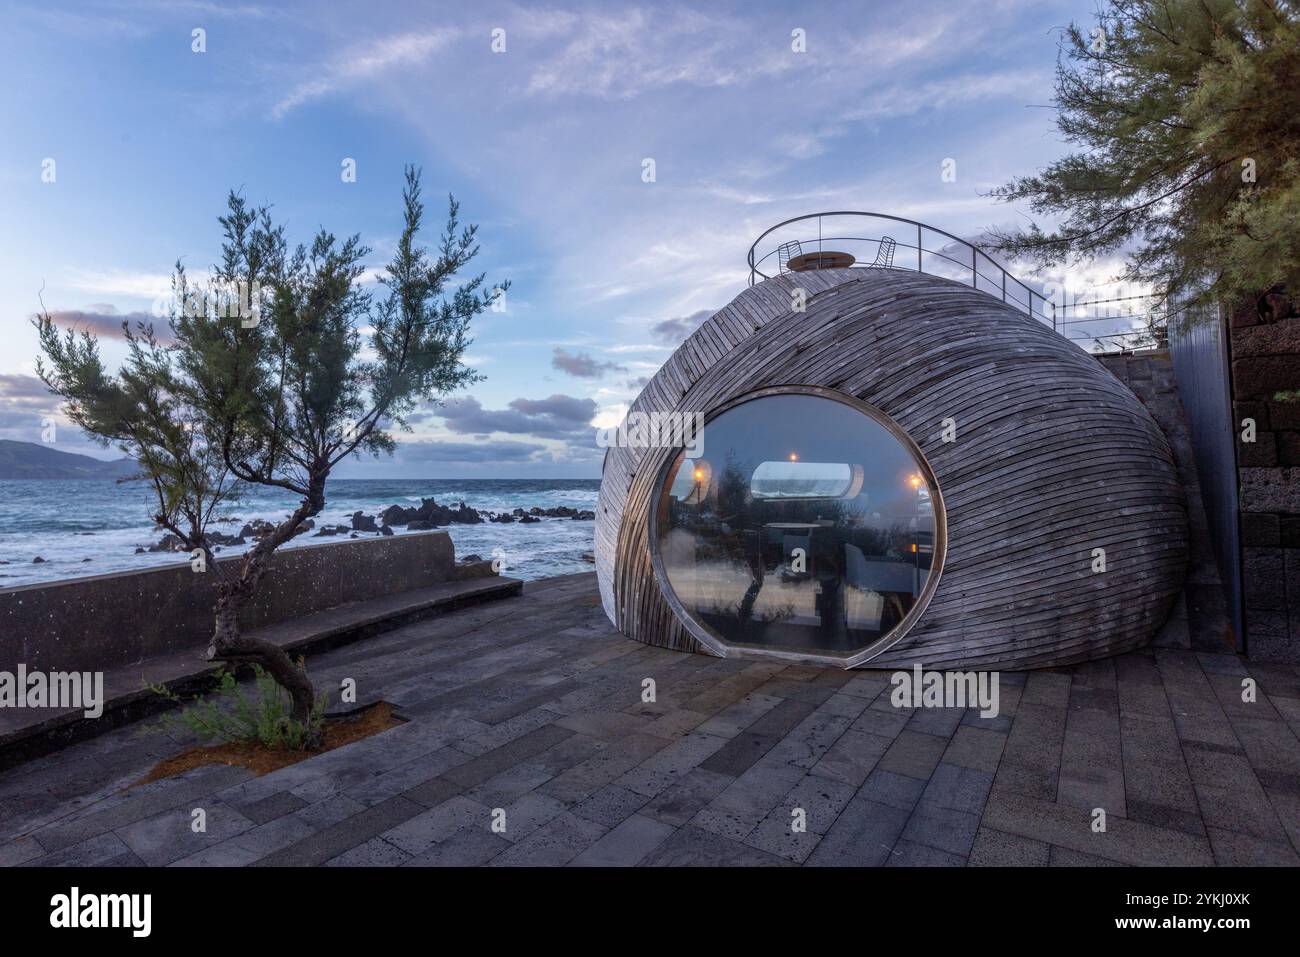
[1230,294,1300,661]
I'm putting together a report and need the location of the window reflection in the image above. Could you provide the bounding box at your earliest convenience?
[655,393,938,656]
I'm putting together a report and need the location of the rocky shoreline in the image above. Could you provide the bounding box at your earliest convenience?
[134,497,597,555]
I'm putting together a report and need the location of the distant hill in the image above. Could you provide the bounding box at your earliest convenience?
[0,440,139,480]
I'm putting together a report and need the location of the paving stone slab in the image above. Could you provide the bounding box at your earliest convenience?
[857,768,928,811]
[238,790,310,825]
[967,827,1050,866]
[941,725,1007,774]
[572,784,651,828]
[899,803,981,857]
[538,732,668,804]
[695,693,784,738]
[256,795,427,866]
[441,725,574,788]
[1048,845,1126,866]
[906,705,967,738]
[28,764,251,854]
[982,788,1214,867]
[691,762,805,841]
[496,791,570,843]
[874,729,947,782]
[886,838,966,866]
[489,811,607,866]
[0,835,45,867]
[615,730,729,797]
[464,763,554,808]
[698,731,780,778]
[381,795,493,855]
[763,710,856,770]
[640,767,734,828]
[743,812,824,863]
[643,824,789,867]
[115,801,255,866]
[570,813,676,866]
[22,831,136,867]
[917,762,994,816]
[402,826,510,866]
[807,797,911,867]
[325,836,412,867]
[171,813,318,866]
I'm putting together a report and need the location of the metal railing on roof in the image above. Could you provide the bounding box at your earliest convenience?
[747,211,1059,332]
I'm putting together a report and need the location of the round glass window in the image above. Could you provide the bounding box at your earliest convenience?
[652,391,942,658]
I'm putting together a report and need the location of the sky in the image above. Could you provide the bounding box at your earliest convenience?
[0,0,1125,478]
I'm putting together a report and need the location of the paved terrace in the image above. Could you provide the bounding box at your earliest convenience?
[2,573,1299,867]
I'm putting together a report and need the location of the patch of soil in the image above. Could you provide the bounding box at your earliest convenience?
[132,701,405,787]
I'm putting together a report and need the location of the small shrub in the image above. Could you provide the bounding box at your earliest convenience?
[149,664,328,751]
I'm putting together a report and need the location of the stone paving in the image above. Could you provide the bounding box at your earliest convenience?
[2,573,1299,867]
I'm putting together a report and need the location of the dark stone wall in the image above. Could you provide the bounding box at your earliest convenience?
[0,531,470,672]
[1230,294,1300,661]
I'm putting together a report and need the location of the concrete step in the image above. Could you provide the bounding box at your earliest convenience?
[0,575,522,771]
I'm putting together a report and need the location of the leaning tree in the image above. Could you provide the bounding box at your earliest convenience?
[985,0,1300,319]
[36,166,505,745]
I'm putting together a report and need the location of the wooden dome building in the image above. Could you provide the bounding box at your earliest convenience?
[595,214,1189,670]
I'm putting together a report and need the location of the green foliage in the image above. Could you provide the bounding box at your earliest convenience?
[988,0,1300,312]
[199,165,503,499]
[34,308,241,559]
[35,165,506,564]
[149,665,327,751]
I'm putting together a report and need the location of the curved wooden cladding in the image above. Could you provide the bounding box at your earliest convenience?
[595,268,1189,670]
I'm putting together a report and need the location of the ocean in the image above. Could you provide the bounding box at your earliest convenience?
[0,478,601,588]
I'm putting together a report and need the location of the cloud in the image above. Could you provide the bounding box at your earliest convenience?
[626,376,650,391]
[522,8,798,99]
[40,307,173,343]
[393,438,546,464]
[551,347,626,379]
[0,373,52,402]
[844,68,1045,127]
[650,309,713,344]
[439,393,596,440]
[272,28,460,118]
[66,270,174,299]
[0,374,63,437]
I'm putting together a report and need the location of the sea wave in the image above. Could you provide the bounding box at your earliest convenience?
[0,478,601,588]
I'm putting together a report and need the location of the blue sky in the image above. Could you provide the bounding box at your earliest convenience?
[0,0,1114,478]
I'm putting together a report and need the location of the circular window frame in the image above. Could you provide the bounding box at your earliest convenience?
[646,385,947,669]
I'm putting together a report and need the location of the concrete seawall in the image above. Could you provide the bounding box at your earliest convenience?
[1,531,491,672]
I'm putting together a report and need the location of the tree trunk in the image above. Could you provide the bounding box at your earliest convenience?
[211,588,320,743]
[207,483,326,748]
